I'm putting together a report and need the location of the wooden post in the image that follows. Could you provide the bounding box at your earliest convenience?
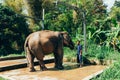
[83,11,87,54]
[55,0,58,6]
[42,8,45,30]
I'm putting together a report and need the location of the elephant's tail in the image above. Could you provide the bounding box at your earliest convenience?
[24,37,28,53]
[24,37,30,66]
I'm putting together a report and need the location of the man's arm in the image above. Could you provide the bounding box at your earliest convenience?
[80,50,82,55]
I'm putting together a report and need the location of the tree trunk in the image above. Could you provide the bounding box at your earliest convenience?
[23,0,43,29]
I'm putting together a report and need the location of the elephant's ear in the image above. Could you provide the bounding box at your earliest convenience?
[58,32,65,41]
[57,32,64,47]
[60,31,68,36]
[59,32,64,39]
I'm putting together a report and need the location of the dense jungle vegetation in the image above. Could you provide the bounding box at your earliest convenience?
[0,0,120,58]
[0,0,120,79]
[0,0,119,56]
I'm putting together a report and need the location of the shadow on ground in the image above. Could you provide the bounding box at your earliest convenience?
[44,62,92,71]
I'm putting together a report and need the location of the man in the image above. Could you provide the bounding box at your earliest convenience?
[77,40,82,67]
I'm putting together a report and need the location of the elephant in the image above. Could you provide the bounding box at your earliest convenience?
[24,30,74,72]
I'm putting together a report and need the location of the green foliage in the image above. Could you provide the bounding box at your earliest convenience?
[0,4,30,56]
[92,61,120,80]
[88,17,120,52]
[63,39,119,61]
[64,48,76,58]
[1,0,119,58]
[44,6,74,36]
[0,77,8,80]
[84,40,119,60]
[110,1,120,22]
[4,0,24,13]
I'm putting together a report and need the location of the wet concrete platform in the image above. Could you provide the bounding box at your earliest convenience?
[0,62,106,80]
[0,56,107,80]
[0,56,54,72]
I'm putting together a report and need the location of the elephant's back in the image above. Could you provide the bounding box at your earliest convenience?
[28,30,60,38]
[27,30,60,44]
[38,30,60,38]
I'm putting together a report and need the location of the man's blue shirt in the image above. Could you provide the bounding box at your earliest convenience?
[77,44,82,54]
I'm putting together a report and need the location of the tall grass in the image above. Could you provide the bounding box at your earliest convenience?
[64,48,76,59]
[92,59,120,80]
[85,41,119,60]
[88,42,120,80]
[0,77,8,80]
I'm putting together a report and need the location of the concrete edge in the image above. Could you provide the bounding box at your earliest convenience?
[0,58,54,72]
[82,69,104,80]
[82,66,109,80]
[0,75,14,80]
[0,56,25,61]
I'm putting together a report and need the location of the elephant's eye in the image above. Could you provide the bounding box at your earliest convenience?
[66,36,70,41]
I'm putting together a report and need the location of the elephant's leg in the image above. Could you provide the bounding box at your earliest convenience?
[28,54,36,72]
[54,51,64,70]
[34,50,47,71]
[54,38,64,70]
[38,59,47,71]
[26,49,36,72]
[58,52,64,69]
[53,52,59,68]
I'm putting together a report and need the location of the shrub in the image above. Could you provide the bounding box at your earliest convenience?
[0,4,30,56]
[92,61,120,80]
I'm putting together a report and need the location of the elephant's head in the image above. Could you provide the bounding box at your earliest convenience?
[60,32,74,50]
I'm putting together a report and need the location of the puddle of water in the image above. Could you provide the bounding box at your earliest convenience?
[63,62,78,70]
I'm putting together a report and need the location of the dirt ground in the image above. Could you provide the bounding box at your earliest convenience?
[0,62,106,80]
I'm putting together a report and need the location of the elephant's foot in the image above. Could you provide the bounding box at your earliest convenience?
[54,65,64,70]
[29,68,36,72]
[40,66,48,71]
